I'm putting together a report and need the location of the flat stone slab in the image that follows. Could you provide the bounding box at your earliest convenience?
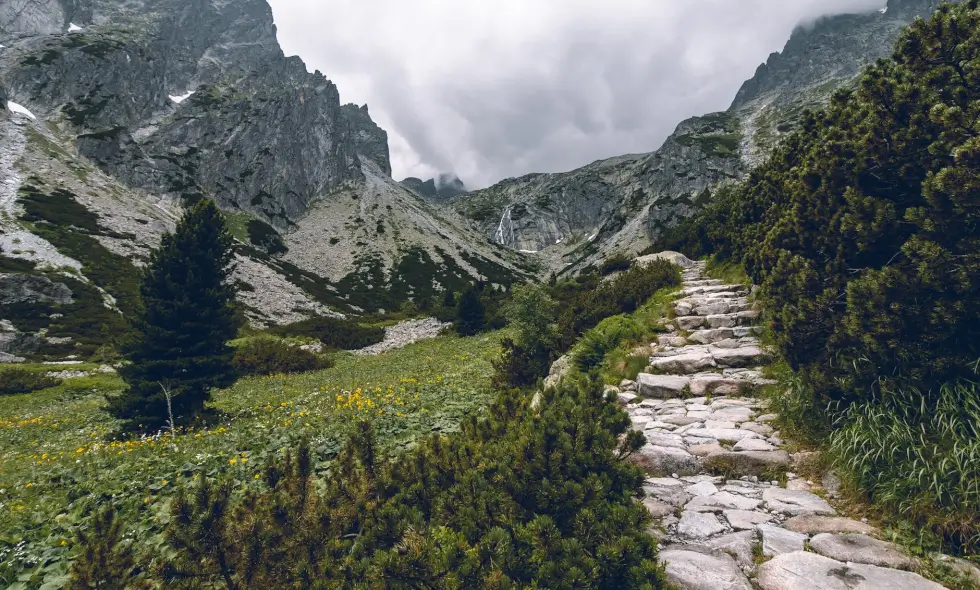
[698,428,759,442]
[706,531,757,567]
[688,328,736,344]
[809,533,915,569]
[677,511,727,539]
[677,315,707,330]
[712,345,771,368]
[650,352,717,374]
[705,450,792,476]
[758,523,807,557]
[724,509,773,530]
[660,547,753,590]
[643,497,675,518]
[733,438,777,451]
[637,373,691,398]
[763,488,836,516]
[757,551,946,590]
[633,444,701,476]
[781,516,877,536]
[687,491,762,512]
[686,481,720,497]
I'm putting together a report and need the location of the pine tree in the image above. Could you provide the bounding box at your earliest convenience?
[68,506,135,590]
[454,285,485,336]
[108,199,242,432]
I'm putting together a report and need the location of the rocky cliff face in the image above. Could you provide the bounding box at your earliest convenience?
[454,0,955,274]
[400,173,467,203]
[0,0,530,358]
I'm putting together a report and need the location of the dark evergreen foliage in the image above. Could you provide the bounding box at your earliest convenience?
[454,285,486,336]
[80,379,667,589]
[67,506,135,590]
[269,316,385,350]
[231,337,333,376]
[0,368,61,395]
[107,199,242,432]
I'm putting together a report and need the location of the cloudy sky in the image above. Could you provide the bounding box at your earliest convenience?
[268,0,886,188]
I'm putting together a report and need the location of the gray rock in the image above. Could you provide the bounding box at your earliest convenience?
[677,511,727,539]
[712,345,771,368]
[677,315,708,330]
[757,551,946,590]
[0,273,73,306]
[687,491,762,512]
[637,373,691,398]
[740,422,775,436]
[724,509,773,530]
[809,533,915,569]
[617,391,638,405]
[650,351,717,374]
[660,547,753,590]
[781,516,877,536]
[643,497,675,518]
[697,428,758,442]
[733,438,777,452]
[632,444,701,476]
[763,488,836,516]
[0,351,27,363]
[688,327,736,344]
[706,530,758,566]
[620,379,637,391]
[758,523,807,557]
[689,443,726,457]
[661,415,704,426]
[685,481,719,497]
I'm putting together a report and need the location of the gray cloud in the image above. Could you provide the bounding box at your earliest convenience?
[267,0,886,188]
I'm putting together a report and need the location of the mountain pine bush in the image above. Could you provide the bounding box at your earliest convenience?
[76,379,668,588]
[108,199,242,432]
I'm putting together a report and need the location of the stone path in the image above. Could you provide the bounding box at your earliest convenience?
[611,261,949,590]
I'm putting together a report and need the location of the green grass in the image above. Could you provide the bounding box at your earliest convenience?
[0,330,507,588]
[595,286,680,384]
[704,256,750,286]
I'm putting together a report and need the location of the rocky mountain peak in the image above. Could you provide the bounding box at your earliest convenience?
[400,172,467,203]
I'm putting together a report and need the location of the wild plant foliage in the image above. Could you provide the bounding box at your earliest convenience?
[79,380,667,589]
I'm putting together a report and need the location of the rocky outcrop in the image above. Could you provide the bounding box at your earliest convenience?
[401,173,467,203]
[0,0,530,336]
[0,272,72,305]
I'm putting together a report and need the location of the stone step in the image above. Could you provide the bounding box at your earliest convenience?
[681,284,746,296]
[675,300,753,317]
[683,279,724,287]
[636,369,774,399]
[648,345,772,374]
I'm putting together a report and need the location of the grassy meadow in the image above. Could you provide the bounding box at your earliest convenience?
[0,330,506,588]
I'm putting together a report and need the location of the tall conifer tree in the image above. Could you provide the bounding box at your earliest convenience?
[108,199,242,432]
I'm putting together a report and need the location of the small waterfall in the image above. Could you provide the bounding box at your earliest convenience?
[494,205,515,246]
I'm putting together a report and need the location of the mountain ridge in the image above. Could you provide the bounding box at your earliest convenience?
[451,0,959,275]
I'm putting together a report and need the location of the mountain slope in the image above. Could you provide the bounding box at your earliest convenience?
[452,0,956,275]
[0,0,532,359]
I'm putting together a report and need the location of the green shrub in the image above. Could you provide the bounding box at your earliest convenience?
[553,259,681,350]
[246,219,287,256]
[77,379,667,588]
[232,338,333,376]
[454,285,486,336]
[573,315,642,373]
[829,379,980,553]
[0,368,62,395]
[599,252,632,276]
[269,316,385,350]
